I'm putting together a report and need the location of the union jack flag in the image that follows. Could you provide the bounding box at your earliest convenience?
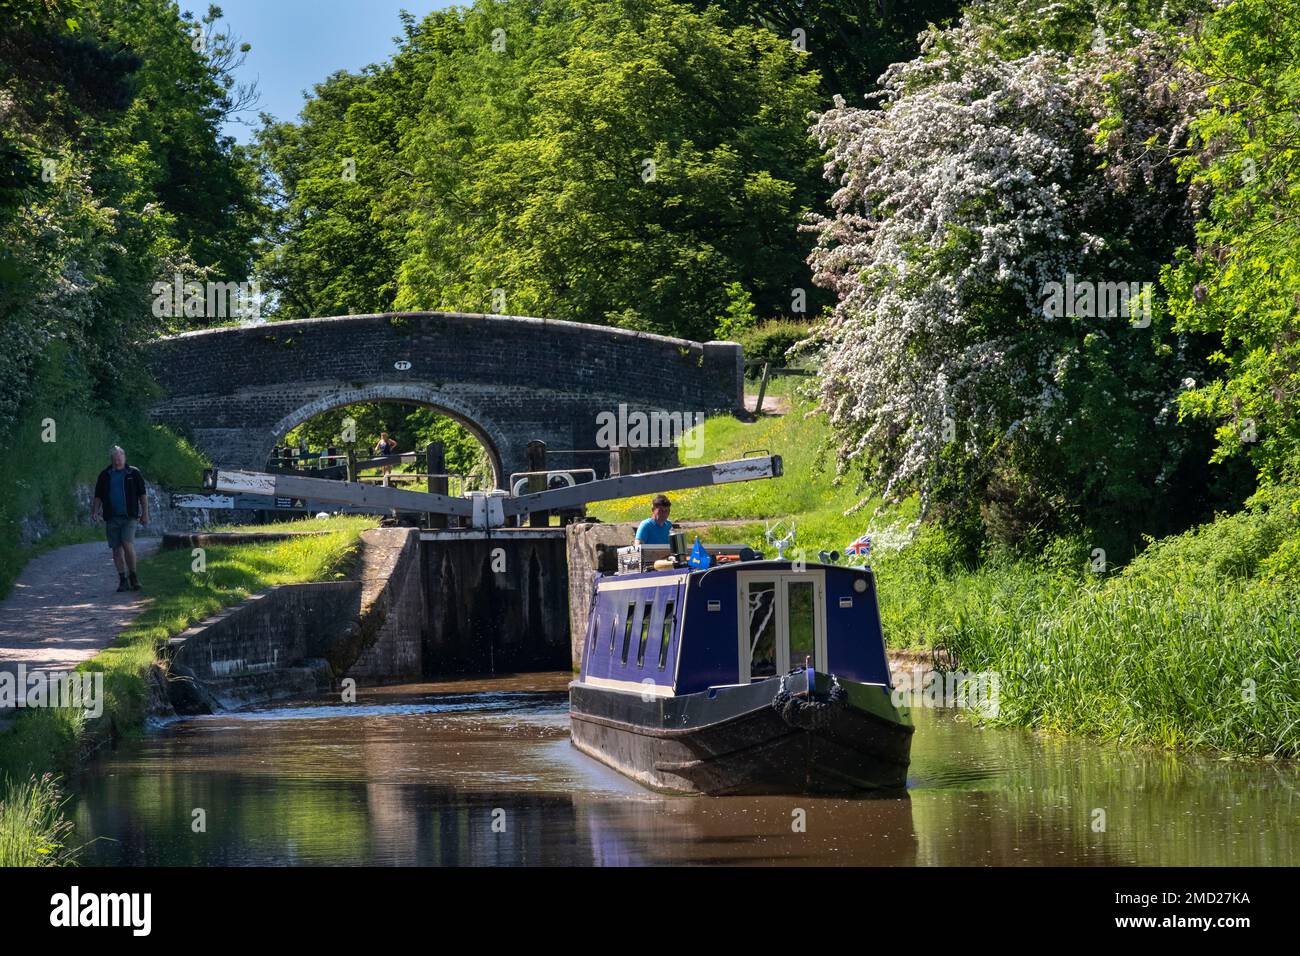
[844,533,872,557]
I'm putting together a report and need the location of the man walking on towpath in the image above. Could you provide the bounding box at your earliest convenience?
[91,445,150,592]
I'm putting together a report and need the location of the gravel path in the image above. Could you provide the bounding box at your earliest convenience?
[743,392,791,416]
[0,538,160,711]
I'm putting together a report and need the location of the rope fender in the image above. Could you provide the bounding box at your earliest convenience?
[771,671,847,730]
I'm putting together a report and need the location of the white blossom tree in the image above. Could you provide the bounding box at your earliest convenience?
[805,16,1211,546]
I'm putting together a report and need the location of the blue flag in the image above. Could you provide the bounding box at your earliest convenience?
[687,536,712,569]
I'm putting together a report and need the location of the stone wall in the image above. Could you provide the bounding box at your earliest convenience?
[565,521,640,670]
[344,528,426,684]
[144,311,744,483]
[164,581,360,711]
[17,482,214,551]
[159,527,427,712]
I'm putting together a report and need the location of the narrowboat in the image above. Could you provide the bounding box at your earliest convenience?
[569,545,913,795]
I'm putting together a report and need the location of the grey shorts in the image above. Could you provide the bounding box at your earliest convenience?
[105,516,137,549]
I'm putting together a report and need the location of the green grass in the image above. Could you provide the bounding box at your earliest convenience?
[0,517,371,785]
[588,377,916,554]
[877,489,1300,758]
[0,408,206,599]
[211,515,378,535]
[947,574,1300,757]
[0,773,75,867]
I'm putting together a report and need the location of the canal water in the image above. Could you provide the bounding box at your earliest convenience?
[72,673,1298,866]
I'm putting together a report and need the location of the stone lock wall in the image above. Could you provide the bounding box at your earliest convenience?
[145,311,744,485]
[565,521,641,671]
[344,528,427,683]
[163,581,360,711]
[160,528,428,712]
[421,530,571,675]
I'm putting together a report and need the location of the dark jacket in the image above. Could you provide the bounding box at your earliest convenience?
[94,465,148,519]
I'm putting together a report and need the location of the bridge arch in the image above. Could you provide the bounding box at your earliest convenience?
[267,384,506,489]
[145,311,744,487]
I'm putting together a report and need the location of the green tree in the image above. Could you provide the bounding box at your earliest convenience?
[257,0,825,340]
[806,2,1233,553]
[0,0,259,428]
[283,402,492,488]
[689,0,963,102]
[1165,0,1300,488]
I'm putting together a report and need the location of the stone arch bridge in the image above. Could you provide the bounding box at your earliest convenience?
[146,311,744,487]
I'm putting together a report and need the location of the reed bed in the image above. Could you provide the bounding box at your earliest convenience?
[879,489,1300,758]
[0,774,75,866]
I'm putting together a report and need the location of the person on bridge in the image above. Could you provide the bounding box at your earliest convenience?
[374,432,398,480]
[635,494,673,546]
[91,445,149,592]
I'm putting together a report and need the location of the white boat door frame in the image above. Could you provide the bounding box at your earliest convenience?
[736,570,827,682]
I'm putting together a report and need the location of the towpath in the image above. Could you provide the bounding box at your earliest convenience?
[0,538,159,714]
[743,391,791,416]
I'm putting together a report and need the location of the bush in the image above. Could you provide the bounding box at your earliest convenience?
[739,320,815,378]
[1123,484,1300,585]
[904,521,979,574]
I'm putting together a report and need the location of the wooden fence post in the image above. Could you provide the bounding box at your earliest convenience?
[753,361,771,416]
[609,445,633,478]
[426,441,447,529]
[527,440,549,528]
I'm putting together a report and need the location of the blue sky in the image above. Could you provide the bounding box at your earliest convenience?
[209,0,451,143]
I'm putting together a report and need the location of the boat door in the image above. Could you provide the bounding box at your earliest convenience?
[736,570,827,682]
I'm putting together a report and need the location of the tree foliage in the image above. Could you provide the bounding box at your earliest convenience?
[256,0,827,340]
[805,6,1232,551]
[689,0,963,102]
[1165,0,1300,488]
[0,0,259,436]
[283,401,494,488]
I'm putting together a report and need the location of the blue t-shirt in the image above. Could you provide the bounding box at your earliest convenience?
[635,517,673,545]
[109,468,128,517]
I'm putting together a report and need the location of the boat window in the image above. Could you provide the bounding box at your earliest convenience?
[787,580,816,670]
[636,601,653,666]
[747,581,777,680]
[658,601,675,670]
[621,601,636,664]
[608,608,619,653]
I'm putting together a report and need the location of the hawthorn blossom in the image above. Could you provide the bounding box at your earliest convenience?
[805,21,1202,528]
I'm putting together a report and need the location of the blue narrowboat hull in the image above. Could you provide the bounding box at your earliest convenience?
[569,670,913,795]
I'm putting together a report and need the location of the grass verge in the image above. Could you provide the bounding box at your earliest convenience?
[587,375,914,552]
[0,517,373,863]
[875,488,1300,757]
[0,773,75,866]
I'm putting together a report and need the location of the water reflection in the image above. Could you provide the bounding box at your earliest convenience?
[72,673,1298,866]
